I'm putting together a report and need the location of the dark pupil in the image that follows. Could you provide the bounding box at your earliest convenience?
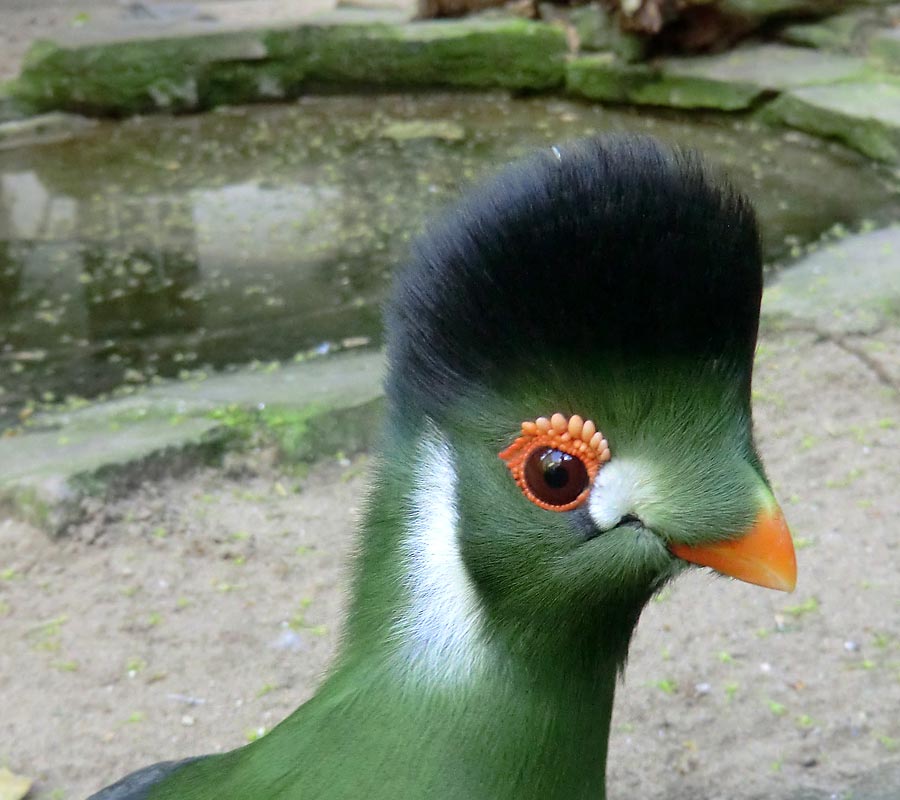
[542,454,570,489]
[523,447,589,507]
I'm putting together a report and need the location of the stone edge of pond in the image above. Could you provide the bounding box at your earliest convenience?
[0,110,99,150]
[0,350,386,537]
[4,12,900,164]
[762,80,900,163]
[566,43,871,111]
[566,54,764,111]
[760,223,900,338]
[6,17,568,118]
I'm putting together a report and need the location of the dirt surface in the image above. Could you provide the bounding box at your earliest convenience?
[2,327,899,800]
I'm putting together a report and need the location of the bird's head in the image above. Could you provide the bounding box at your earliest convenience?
[384,136,795,654]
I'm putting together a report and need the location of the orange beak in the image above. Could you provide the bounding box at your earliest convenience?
[669,504,797,592]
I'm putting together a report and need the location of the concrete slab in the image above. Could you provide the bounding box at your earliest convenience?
[0,111,97,149]
[764,80,900,162]
[721,0,896,16]
[0,350,385,536]
[762,225,900,335]
[567,44,868,111]
[567,54,763,110]
[869,26,900,70]
[779,5,892,52]
[663,43,869,91]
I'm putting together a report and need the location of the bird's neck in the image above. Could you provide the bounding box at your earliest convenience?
[320,427,642,800]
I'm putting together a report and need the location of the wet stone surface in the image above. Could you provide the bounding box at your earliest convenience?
[763,224,900,336]
[2,92,900,428]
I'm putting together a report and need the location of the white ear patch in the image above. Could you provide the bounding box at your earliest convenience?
[392,426,488,682]
[588,459,654,532]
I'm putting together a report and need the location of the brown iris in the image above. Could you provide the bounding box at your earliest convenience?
[523,447,590,508]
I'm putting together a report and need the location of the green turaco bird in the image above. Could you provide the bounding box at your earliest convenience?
[91,135,796,800]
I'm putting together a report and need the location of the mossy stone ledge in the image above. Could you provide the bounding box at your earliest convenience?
[721,0,897,18]
[869,29,900,72]
[779,6,890,53]
[0,350,385,536]
[764,81,900,163]
[762,224,900,336]
[10,18,568,116]
[566,55,762,111]
[566,44,868,111]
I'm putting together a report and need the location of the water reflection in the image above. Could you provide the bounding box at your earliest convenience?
[1,93,899,427]
[0,242,23,312]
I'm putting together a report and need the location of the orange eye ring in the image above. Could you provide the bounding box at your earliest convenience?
[499,413,612,512]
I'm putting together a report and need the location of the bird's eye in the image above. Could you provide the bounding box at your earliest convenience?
[524,447,589,508]
[499,412,612,512]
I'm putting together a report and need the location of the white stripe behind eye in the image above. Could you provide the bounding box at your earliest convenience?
[392,426,488,682]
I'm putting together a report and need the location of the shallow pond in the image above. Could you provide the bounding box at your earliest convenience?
[1,92,899,428]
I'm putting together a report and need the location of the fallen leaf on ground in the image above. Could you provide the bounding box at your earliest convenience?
[0,767,32,800]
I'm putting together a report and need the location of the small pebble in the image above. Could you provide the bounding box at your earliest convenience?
[181,715,194,726]
[271,629,304,652]
[167,693,206,706]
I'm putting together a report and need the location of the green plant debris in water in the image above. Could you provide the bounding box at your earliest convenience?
[2,93,900,430]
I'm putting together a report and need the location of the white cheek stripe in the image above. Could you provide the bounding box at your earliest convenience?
[392,427,488,681]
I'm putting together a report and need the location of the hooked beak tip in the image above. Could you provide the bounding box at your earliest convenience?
[669,504,797,593]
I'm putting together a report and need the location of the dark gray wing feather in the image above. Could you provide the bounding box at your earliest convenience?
[87,757,201,800]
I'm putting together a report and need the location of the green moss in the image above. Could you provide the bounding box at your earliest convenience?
[0,483,53,531]
[268,19,566,91]
[566,56,761,110]
[12,30,289,114]
[719,0,841,15]
[764,82,900,163]
[869,31,900,73]
[783,596,820,618]
[780,9,879,53]
[11,20,566,116]
[568,4,646,62]
[201,60,304,108]
[208,397,384,464]
[12,37,203,115]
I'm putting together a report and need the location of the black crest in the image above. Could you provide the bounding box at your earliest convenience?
[386,135,762,419]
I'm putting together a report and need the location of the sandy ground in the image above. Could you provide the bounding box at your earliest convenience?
[2,326,899,800]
